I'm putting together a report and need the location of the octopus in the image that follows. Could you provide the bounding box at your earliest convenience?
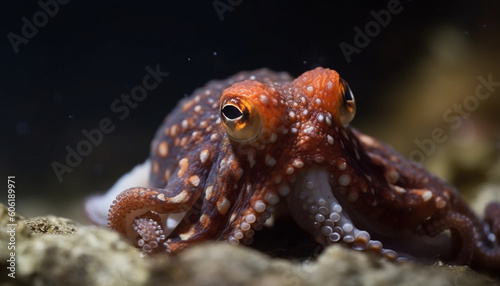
[85,67,500,270]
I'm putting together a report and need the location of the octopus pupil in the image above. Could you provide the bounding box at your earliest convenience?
[222,105,243,120]
[344,84,354,102]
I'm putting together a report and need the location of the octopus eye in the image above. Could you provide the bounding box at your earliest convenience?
[220,99,263,143]
[339,78,356,126]
[221,105,243,120]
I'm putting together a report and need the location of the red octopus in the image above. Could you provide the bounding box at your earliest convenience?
[85,68,500,270]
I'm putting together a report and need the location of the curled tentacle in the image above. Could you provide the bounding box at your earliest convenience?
[133,212,166,253]
[472,202,500,269]
[108,187,198,251]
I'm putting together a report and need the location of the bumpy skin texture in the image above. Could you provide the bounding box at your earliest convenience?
[106,68,500,270]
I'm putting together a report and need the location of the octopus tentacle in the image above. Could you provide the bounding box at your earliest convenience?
[472,202,500,269]
[484,202,500,240]
[419,212,475,264]
[162,145,244,252]
[132,213,166,253]
[223,185,283,246]
[108,134,218,252]
[108,186,201,249]
[85,159,151,226]
[287,167,400,261]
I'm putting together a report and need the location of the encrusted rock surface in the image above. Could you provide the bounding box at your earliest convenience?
[0,203,498,286]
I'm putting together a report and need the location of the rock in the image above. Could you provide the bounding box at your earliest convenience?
[0,203,497,286]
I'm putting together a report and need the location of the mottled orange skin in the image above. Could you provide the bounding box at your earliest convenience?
[107,68,500,270]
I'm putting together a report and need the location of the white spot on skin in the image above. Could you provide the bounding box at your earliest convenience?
[317,114,324,123]
[325,114,332,126]
[292,159,304,169]
[210,134,218,142]
[422,190,433,202]
[307,85,314,92]
[181,119,189,130]
[170,125,179,137]
[200,214,210,227]
[219,155,229,169]
[205,186,214,200]
[217,197,231,215]
[179,226,197,240]
[180,137,188,147]
[358,134,376,146]
[393,186,406,194]
[189,175,200,187]
[170,190,189,204]
[200,149,210,164]
[177,158,189,178]
[194,105,202,113]
[435,197,447,209]
[303,125,315,135]
[158,142,169,157]
[327,81,333,90]
[285,166,294,175]
[338,174,351,186]
[229,213,237,223]
[260,94,269,105]
[191,131,201,140]
[327,135,334,145]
